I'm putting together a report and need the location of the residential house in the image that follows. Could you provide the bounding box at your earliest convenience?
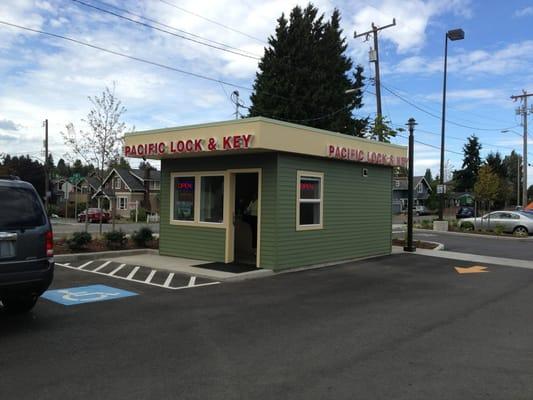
[93,168,160,218]
[392,176,432,213]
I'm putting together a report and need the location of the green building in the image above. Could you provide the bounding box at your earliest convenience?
[124,117,407,271]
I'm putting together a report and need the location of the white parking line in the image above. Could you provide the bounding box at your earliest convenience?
[145,269,157,283]
[188,276,196,287]
[163,273,175,288]
[78,261,93,270]
[126,266,140,280]
[109,264,126,276]
[93,261,112,272]
[56,263,220,290]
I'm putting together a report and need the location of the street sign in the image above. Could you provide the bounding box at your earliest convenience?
[437,184,447,194]
[42,285,137,306]
[69,173,83,185]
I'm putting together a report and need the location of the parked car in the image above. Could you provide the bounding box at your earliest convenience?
[456,206,476,219]
[413,205,431,216]
[457,211,533,236]
[0,177,54,313]
[78,208,111,223]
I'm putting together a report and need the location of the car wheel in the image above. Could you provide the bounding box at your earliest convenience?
[1,294,38,314]
[513,226,529,237]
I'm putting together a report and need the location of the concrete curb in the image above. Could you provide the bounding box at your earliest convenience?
[55,249,158,263]
[412,228,533,241]
[392,241,445,252]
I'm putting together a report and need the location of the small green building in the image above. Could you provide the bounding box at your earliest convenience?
[124,117,407,271]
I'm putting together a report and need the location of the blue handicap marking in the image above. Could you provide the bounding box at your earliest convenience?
[42,285,137,306]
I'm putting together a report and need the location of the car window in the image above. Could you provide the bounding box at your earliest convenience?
[0,186,46,229]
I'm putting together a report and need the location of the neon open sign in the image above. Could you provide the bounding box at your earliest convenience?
[176,182,194,191]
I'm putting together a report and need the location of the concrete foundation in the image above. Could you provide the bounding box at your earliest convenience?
[433,220,449,232]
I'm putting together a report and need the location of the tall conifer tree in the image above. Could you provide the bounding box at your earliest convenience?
[249,4,367,136]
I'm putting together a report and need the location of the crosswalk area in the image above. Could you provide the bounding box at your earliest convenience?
[56,260,220,290]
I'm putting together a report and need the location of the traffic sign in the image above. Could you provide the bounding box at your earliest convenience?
[42,285,137,306]
[436,184,447,194]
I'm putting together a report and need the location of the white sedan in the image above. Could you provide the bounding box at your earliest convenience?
[458,211,533,236]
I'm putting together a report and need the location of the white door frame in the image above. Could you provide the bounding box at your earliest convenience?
[225,168,262,267]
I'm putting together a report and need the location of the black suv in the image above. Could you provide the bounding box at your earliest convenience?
[0,177,54,313]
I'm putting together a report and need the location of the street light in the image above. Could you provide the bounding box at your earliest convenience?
[501,129,522,207]
[438,28,465,222]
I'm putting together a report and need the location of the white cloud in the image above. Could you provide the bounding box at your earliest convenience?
[351,0,472,54]
[515,6,533,17]
[389,40,533,76]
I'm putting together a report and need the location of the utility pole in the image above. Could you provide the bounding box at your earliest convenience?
[354,18,396,120]
[511,90,533,207]
[231,90,243,120]
[43,119,49,212]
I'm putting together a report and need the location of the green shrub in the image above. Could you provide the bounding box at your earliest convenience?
[67,231,92,251]
[129,207,147,222]
[494,224,505,235]
[420,219,432,229]
[132,227,153,247]
[104,230,127,250]
[461,222,474,231]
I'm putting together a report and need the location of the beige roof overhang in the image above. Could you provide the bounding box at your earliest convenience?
[124,117,408,167]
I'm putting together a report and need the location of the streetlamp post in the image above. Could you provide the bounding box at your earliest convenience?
[438,28,464,222]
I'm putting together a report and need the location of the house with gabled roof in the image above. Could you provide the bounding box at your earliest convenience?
[392,176,432,213]
[93,167,160,218]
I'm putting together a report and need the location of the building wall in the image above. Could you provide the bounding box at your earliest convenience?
[159,153,277,265]
[272,153,392,270]
[159,152,392,270]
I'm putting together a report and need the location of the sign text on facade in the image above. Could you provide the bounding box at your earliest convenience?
[327,145,408,167]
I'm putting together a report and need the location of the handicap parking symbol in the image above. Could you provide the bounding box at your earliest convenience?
[42,285,137,306]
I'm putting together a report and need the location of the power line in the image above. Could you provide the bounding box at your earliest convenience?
[158,0,267,45]
[71,0,261,60]
[381,80,515,127]
[396,133,463,155]
[0,20,288,99]
[86,0,262,58]
[382,83,520,132]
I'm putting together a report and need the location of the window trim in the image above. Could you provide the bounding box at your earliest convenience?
[117,196,128,210]
[169,171,226,228]
[296,170,324,231]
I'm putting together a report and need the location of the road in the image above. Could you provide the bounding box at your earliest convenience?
[51,218,159,236]
[2,253,533,399]
[393,228,533,261]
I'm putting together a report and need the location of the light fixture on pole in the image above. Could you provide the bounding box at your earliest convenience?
[438,28,464,222]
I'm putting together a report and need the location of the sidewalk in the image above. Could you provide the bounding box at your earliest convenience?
[104,254,273,281]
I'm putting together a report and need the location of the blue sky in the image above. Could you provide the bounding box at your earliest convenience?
[0,0,532,181]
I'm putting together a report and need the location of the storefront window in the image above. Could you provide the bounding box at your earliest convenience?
[297,172,323,229]
[174,176,195,221]
[200,176,224,223]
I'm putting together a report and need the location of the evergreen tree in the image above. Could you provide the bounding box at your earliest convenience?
[453,135,482,192]
[485,152,506,179]
[56,158,70,178]
[249,5,367,136]
[485,151,510,208]
[503,150,522,206]
[424,168,433,184]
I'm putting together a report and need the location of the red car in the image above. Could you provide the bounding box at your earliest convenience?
[78,208,111,223]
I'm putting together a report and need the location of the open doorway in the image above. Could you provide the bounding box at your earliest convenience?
[233,172,259,266]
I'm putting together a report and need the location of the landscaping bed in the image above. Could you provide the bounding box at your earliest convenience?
[54,227,159,255]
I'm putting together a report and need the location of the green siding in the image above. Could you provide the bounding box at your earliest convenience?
[159,154,277,266]
[159,152,392,270]
[273,153,392,270]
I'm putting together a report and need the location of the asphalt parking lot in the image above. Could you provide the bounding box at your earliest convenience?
[2,253,533,399]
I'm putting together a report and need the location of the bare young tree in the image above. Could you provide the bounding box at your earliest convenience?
[62,84,130,233]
